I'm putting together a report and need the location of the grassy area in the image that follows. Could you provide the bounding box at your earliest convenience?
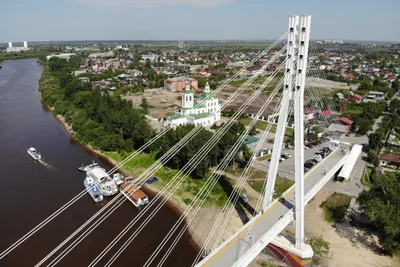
[320,192,352,224]
[307,235,330,264]
[361,166,373,188]
[258,261,278,267]
[239,117,294,137]
[105,151,230,207]
[239,117,272,131]
[274,176,295,197]
[248,180,265,194]
[247,169,294,197]
[256,154,271,161]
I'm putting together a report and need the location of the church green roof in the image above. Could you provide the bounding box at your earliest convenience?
[190,113,212,119]
[183,90,193,94]
[168,114,184,120]
[194,102,206,108]
[201,92,217,99]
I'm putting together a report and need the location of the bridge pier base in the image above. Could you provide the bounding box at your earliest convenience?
[263,235,313,267]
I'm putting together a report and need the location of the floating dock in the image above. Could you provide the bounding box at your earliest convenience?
[120,182,149,207]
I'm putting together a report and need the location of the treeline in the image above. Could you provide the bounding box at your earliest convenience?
[343,101,387,135]
[156,123,252,178]
[362,97,400,255]
[40,56,252,179]
[358,171,400,255]
[40,56,154,152]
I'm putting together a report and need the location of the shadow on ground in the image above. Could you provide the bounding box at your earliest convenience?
[218,176,258,224]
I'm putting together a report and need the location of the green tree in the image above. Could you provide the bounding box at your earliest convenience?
[367,149,379,167]
[357,119,373,135]
[368,132,383,151]
[140,96,149,114]
[359,172,400,255]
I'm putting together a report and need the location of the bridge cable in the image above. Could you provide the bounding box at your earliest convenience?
[88,56,289,267]
[35,39,289,267]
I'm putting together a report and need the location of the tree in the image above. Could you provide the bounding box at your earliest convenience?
[367,149,379,167]
[358,80,372,91]
[368,132,383,151]
[357,119,372,135]
[140,96,149,114]
[392,80,400,91]
[359,172,400,255]
[48,57,67,71]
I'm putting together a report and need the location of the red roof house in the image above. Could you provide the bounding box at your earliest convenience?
[348,94,363,103]
[320,110,332,116]
[333,117,353,125]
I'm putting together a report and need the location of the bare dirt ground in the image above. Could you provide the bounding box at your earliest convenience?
[216,87,281,116]
[304,189,397,267]
[306,77,358,90]
[122,88,283,119]
[123,91,181,118]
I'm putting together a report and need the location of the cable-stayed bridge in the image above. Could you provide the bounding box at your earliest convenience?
[0,14,357,267]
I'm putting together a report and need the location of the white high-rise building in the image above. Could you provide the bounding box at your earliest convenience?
[6,41,30,53]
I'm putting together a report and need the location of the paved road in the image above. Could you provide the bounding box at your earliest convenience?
[197,148,345,267]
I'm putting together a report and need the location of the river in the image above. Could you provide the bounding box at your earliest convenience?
[0,59,198,266]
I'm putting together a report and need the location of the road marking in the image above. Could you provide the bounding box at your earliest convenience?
[201,149,340,266]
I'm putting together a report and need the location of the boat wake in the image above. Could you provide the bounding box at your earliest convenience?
[38,159,56,170]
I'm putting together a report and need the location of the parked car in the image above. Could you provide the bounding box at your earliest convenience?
[304,145,310,150]
[268,158,283,163]
[281,153,291,159]
[309,158,319,164]
[241,194,249,204]
[304,168,310,173]
[313,154,322,161]
[304,162,314,168]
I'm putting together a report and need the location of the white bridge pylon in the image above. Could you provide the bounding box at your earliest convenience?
[264,14,311,251]
[196,14,313,267]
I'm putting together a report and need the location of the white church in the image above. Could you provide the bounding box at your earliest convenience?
[166,81,221,128]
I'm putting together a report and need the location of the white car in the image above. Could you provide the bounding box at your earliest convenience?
[313,154,322,161]
[304,145,310,150]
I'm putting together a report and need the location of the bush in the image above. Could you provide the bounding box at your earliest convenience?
[320,192,351,224]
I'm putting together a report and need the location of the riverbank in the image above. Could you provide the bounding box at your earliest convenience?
[39,91,258,259]
[39,92,208,249]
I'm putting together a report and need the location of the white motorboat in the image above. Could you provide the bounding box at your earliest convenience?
[27,147,41,160]
[78,161,99,172]
[85,166,119,197]
[84,176,104,203]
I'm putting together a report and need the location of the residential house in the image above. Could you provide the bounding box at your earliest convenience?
[347,92,363,103]
[367,91,385,101]
[336,92,345,100]
[379,154,400,169]
[164,76,198,92]
[332,117,353,126]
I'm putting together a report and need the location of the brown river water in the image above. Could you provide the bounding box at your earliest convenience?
[0,59,198,267]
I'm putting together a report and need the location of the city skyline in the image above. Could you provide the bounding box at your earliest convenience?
[1,0,399,43]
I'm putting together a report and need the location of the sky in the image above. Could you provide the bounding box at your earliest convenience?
[0,0,399,43]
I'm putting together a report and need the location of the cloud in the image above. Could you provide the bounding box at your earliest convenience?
[67,0,234,8]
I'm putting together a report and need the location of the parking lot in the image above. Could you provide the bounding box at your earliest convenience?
[254,139,333,181]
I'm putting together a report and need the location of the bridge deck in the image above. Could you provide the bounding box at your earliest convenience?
[197,149,346,267]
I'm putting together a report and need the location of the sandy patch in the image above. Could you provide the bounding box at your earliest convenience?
[304,189,397,267]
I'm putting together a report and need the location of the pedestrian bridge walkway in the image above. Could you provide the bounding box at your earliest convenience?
[196,148,347,267]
